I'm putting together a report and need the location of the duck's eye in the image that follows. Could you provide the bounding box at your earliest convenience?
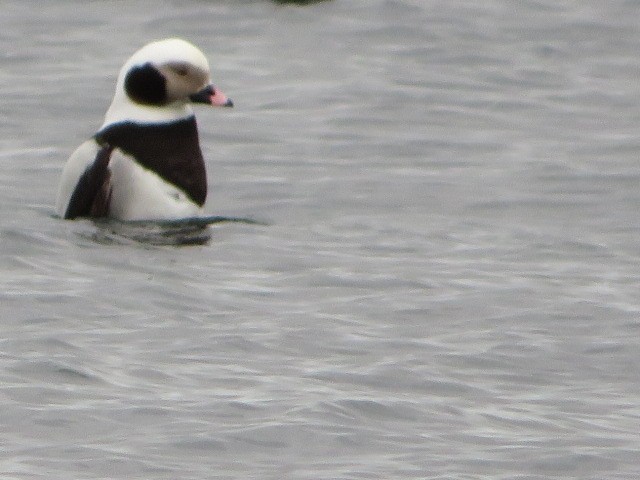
[172,64,189,76]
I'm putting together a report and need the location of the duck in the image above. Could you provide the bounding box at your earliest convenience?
[55,38,233,221]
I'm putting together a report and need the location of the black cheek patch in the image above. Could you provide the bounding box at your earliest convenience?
[124,63,167,105]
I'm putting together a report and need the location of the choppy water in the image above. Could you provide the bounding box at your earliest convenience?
[2,1,640,478]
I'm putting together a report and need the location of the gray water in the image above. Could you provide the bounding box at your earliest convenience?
[1,1,640,478]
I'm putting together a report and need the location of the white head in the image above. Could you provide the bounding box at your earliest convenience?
[101,38,232,128]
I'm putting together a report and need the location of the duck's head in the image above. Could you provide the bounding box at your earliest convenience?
[103,38,232,126]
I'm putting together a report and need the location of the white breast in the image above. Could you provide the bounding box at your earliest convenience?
[107,149,202,221]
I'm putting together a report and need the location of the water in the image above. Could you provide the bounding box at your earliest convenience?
[1,1,640,478]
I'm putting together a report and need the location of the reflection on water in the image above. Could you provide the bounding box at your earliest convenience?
[87,216,266,246]
[272,0,332,4]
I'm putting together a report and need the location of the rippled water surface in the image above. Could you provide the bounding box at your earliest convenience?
[2,1,640,478]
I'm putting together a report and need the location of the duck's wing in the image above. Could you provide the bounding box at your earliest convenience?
[56,140,114,219]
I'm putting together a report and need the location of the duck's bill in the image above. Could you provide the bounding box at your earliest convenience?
[189,85,233,107]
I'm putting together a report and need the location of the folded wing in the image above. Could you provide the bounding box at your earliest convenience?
[56,141,114,219]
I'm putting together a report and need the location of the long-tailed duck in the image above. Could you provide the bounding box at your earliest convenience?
[56,38,233,221]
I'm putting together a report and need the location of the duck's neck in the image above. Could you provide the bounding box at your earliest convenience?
[101,93,193,129]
